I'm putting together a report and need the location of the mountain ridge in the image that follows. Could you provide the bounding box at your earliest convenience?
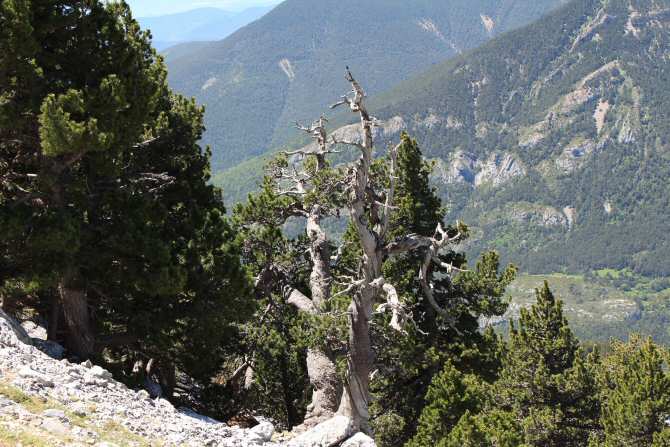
[216,0,670,278]
[138,6,274,50]
[166,0,567,170]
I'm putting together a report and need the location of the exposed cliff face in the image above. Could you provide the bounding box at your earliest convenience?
[433,151,526,188]
[475,152,527,187]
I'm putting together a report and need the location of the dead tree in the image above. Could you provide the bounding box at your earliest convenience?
[284,116,343,430]
[247,115,345,431]
[282,69,466,445]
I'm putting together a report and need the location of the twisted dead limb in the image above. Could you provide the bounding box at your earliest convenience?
[291,69,466,446]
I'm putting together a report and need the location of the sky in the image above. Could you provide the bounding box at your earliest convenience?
[124,0,282,17]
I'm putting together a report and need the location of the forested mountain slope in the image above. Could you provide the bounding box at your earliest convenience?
[368,0,670,276]
[166,0,565,170]
[219,0,670,277]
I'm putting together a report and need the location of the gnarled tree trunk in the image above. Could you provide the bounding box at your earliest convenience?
[58,272,94,359]
[303,348,341,427]
[337,295,373,434]
[47,291,62,342]
[292,69,459,445]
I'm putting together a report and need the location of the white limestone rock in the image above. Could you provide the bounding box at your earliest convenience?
[0,311,281,447]
[341,432,377,447]
[247,421,275,444]
[475,152,526,187]
[289,415,355,447]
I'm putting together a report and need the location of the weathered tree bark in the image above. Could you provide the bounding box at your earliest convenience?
[293,69,465,445]
[337,295,373,433]
[47,292,61,342]
[58,275,95,359]
[58,267,94,359]
[302,348,341,427]
[334,69,384,434]
[279,119,344,431]
[159,361,177,398]
[0,291,17,314]
[306,209,330,310]
[293,69,383,444]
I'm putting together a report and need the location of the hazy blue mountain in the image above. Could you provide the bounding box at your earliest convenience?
[166,0,566,170]
[138,6,274,50]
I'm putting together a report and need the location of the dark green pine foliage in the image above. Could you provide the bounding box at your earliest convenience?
[230,177,314,429]
[368,133,516,446]
[444,282,600,447]
[0,0,42,301]
[404,345,496,447]
[596,335,670,447]
[494,282,601,446]
[0,0,251,393]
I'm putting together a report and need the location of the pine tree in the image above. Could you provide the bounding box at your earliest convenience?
[597,335,670,447]
[414,283,601,446]
[453,282,601,447]
[406,362,490,447]
[368,133,515,446]
[0,0,252,396]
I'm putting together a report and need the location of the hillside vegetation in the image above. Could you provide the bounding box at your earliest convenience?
[220,0,670,278]
[5,1,670,446]
[370,0,670,277]
[505,271,670,344]
[167,0,565,170]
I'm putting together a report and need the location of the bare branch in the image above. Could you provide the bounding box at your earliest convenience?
[373,280,407,333]
[283,148,342,158]
[286,287,317,315]
[332,279,365,299]
[277,188,307,197]
[330,242,348,267]
[384,234,433,256]
[380,143,400,238]
[133,137,159,149]
[330,135,365,152]
[330,96,351,110]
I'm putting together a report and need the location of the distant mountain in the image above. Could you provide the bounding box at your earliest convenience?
[138,6,274,50]
[218,0,670,278]
[166,0,566,170]
[364,0,670,277]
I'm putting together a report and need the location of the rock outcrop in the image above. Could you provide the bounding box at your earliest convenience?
[474,152,526,187]
[434,151,525,188]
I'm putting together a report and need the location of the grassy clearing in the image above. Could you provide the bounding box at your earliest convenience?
[506,272,670,344]
[0,382,50,413]
[0,425,52,447]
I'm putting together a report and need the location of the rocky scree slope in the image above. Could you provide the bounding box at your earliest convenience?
[166,0,566,170]
[0,310,317,446]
